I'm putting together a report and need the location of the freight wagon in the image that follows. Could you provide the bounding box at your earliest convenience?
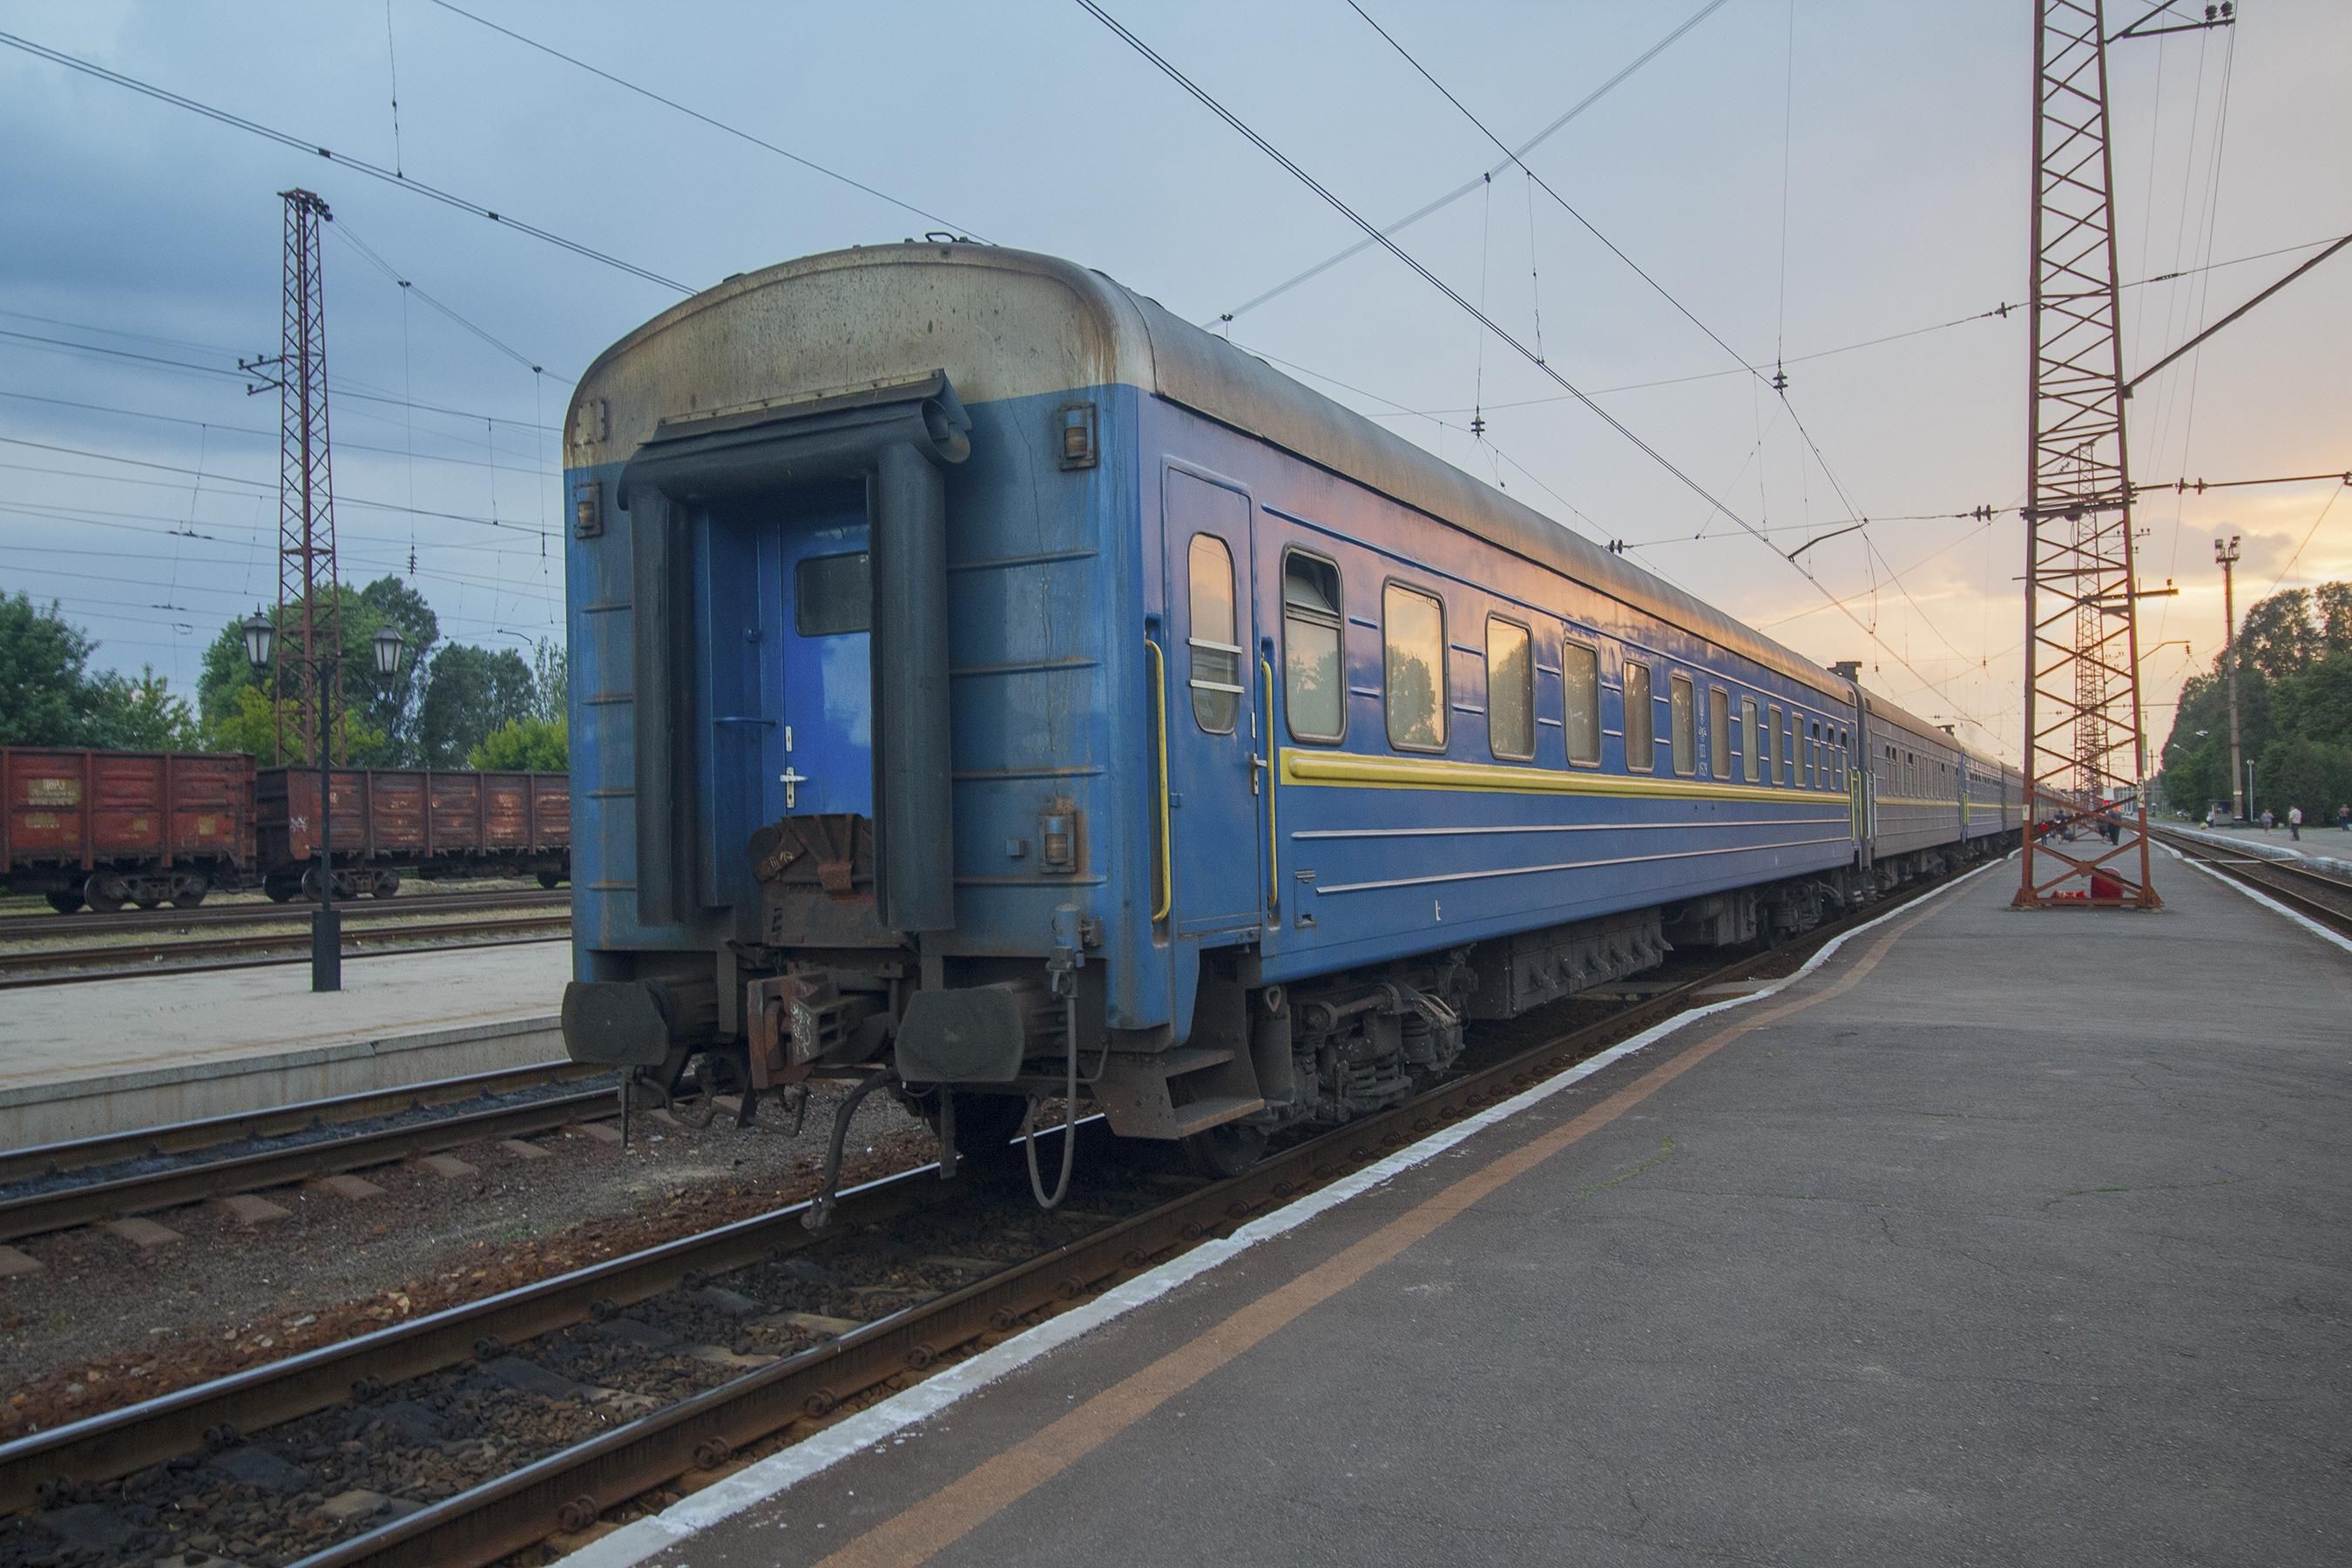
[0,748,572,909]
[254,767,571,899]
[0,747,255,911]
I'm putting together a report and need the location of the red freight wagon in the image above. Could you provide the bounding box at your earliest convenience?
[255,767,570,899]
[0,747,256,912]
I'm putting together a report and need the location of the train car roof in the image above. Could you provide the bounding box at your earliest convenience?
[572,243,1974,736]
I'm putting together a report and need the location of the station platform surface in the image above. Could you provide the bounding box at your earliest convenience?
[2172,818,2352,875]
[571,854,2351,1568]
[0,941,569,1148]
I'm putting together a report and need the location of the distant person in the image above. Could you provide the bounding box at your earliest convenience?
[2260,809,2274,832]
[2205,804,2218,827]
[2288,805,2302,841]
[2338,803,2349,833]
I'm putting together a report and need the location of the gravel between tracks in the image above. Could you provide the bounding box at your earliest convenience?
[0,1085,928,1446]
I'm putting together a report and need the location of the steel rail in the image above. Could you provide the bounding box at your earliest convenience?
[0,889,568,942]
[0,861,1980,1548]
[2150,828,2352,937]
[0,923,570,989]
[0,1088,618,1247]
[0,1060,603,1186]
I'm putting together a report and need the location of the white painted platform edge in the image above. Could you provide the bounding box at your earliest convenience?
[556,856,2009,1568]
[2165,821,2352,880]
[2165,845,2352,957]
[0,1013,563,1110]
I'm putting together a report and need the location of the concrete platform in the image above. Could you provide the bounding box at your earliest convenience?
[2169,819,2352,878]
[569,857,2351,1568]
[0,943,568,1148]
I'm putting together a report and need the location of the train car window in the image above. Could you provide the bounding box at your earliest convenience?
[1767,704,1782,783]
[794,551,872,636]
[1709,687,1731,780]
[1186,533,1241,734]
[1486,617,1534,761]
[1809,720,1822,787]
[1741,697,1760,781]
[1281,551,1345,743]
[1624,662,1654,772]
[1784,710,1798,787]
[1563,641,1601,765]
[1383,582,1448,751]
[1669,673,1696,776]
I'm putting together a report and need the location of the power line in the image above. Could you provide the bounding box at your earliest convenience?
[0,389,558,479]
[425,0,988,244]
[1212,0,1734,326]
[0,326,559,429]
[330,218,564,378]
[0,27,692,294]
[1076,0,1984,726]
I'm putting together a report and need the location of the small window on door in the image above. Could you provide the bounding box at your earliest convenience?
[1564,640,1601,765]
[1767,704,1783,783]
[1625,662,1654,772]
[1487,616,1533,760]
[1187,533,1241,734]
[1282,551,1345,743]
[794,552,871,636]
[1742,697,1760,782]
[1669,673,1696,777]
[1709,687,1731,781]
[1383,583,1448,751]
[1785,710,1798,787]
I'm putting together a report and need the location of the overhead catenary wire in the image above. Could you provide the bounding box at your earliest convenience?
[0,28,693,294]
[1212,0,1734,327]
[423,0,990,243]
[1076,0,1990,732]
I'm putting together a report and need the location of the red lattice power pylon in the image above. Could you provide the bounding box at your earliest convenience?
[250,188,343,765]
[2015,0,2159,909]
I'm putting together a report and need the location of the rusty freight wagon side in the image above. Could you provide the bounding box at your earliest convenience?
[254,767,571,899]
[0,747,256,912]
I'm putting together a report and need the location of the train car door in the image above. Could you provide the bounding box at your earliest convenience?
[774,522,876,822]
[1161,466,1264,937]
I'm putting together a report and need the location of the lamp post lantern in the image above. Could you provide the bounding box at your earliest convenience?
[246,610,405,992]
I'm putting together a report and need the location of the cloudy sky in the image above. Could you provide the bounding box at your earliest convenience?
[3,0,2346,760]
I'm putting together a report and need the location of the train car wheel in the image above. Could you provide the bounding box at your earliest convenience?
[370,871,402,898]
[169,877,209,909]
[537,870,564,889]
[1182,1120,1267,1179]
[44,891,83,915]
[83,875,128,914]
[263,875,298,903]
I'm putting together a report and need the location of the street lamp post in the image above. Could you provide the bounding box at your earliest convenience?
[244,612,407,992]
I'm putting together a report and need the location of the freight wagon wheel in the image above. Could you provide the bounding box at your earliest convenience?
[1183,1120,1268,1180]
[44,891,83,915]
[82,875,129,915]
[537,871,564,889]
[369,871,402,898]
[169,876,208,909]
[263,875,298,903]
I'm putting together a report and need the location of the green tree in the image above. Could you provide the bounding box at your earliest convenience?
[2235,589,2321,684]
[2254,736,2352,824]
[0,593,201,749]
[206,685,386,765]
[2316,582,2352,654]
[416,643,537,767]
[530,638,569,723]
[0,592,101,746]
[469,714,568,771]
[2273,652,2352,749]
[197,576,438,762]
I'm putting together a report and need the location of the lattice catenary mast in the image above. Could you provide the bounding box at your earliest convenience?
[2015,0,2158,909]
[261,188,342,765]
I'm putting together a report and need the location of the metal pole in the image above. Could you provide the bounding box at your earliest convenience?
[313,660,341,992]
[2220,545,2244,821]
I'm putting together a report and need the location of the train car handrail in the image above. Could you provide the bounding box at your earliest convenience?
[1146,638,1173,923]
[1261,654,1278,918]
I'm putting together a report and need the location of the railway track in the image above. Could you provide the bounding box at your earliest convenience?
[0,1068,618,1245]
[0,861,1990,1568]
[0,888,568,943]
[0,1059,612,1186]
[2152,827,2352,937]
[0,915,571,988]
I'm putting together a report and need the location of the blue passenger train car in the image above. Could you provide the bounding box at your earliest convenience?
[558,244,2017,1182]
